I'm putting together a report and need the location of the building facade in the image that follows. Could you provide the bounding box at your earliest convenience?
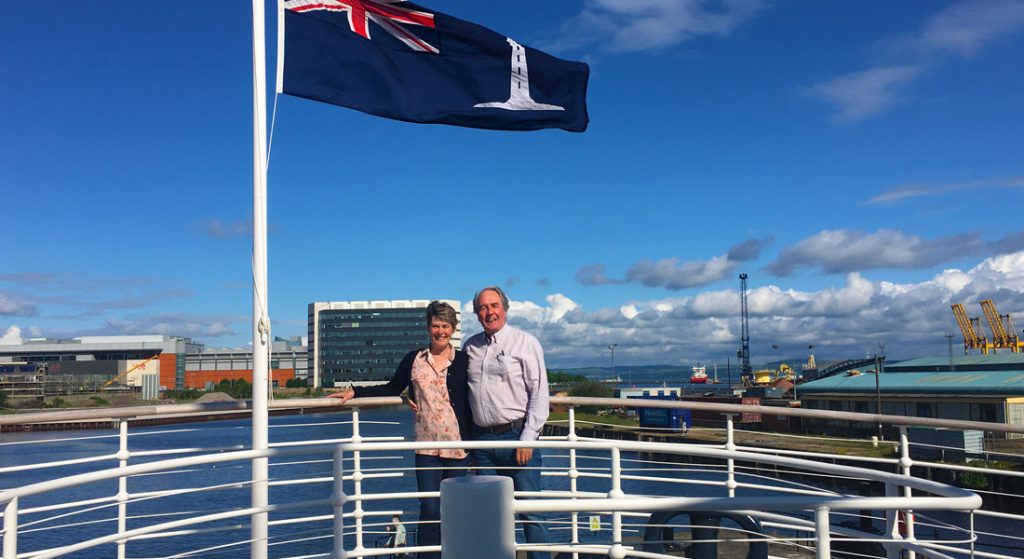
[0,335,200,392]
[185,336,308,388]
[0,335,309,393]
[308,300,462,387]
[798,355,1024,438]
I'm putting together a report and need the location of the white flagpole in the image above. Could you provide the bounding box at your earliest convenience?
[251,0,270,558]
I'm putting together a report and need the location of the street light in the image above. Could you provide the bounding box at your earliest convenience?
[874,346,886,440]
[608,344,618,383]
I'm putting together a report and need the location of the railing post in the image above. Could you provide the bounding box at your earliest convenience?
[814,507,830,559]
[441,476,514,559]
[724,414,737,498]
[899,426,916,559]
[884,482,899,559]
[332,446,348,559]
[3,497,17,559]
[568,406,579,558]
[350,408,365,557]
[969,511,976,559]
[608,447,626,559]
[117,419,130,559]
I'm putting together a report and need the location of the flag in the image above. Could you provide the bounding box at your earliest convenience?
[278,0,589,132]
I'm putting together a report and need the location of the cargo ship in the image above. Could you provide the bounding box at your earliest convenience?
[690,364,708,384]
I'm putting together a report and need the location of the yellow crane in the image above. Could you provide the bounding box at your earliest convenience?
[102,353,161,389]
[951,303,993,354]
[980,299,1024,352]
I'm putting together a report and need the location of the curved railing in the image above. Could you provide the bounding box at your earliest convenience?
[1,397,1021,559]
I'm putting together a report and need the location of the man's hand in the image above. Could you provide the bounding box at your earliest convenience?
[405,397,419,413]
[515,448,533,466]
[327,388,355,403]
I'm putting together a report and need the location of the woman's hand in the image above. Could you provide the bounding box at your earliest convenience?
[328,388,355,403]
[405,397,419,413]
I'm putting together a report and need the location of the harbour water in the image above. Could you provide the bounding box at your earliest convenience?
[0,408,1017,558]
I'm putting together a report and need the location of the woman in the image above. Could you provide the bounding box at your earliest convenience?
[330,300,471,559]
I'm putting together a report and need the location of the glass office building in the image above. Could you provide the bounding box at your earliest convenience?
[308,300,462,387]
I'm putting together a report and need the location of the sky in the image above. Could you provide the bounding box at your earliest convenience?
[2,0,1024,368]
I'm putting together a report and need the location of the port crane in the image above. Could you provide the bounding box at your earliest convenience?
[951,303,993,355]
[980,299,1024,352]
[738,273,752,382]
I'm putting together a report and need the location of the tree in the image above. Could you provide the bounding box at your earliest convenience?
[548,370,586,384]
[568,380,614,414]
[0,389,8,408]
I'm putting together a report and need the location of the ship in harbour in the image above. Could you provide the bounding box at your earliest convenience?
[690,364,708,384]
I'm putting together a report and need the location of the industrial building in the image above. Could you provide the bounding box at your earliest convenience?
[798,354,1024,437]
[0,335,199,392]
[186,336,308,388]
[308,299,461,387]
[0,335,308,394]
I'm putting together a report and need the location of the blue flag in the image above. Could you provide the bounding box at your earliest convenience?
[278,0,589,132]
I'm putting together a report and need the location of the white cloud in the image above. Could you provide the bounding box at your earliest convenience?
[807,0,1024,122]
[765,229,990,276]
[765,228,1024,276]
[496,251,1024,367]
[581,238,771,291]
[99,313,244,338]
[0,325,23,345]
[805,66,922,123]
[203,219,253,239]
[917,0,1024,58]
[0,293,38,317]
[865,176,1024,205]
[547,0,766,53]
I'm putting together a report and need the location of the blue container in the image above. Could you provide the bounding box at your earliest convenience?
[628,394,690,431]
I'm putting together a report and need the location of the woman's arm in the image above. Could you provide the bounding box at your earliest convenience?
[330,350,417,400]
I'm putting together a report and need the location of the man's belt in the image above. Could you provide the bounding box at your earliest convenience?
[476,418,525,435]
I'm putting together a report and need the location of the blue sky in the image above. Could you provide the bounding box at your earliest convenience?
[2,0,1024,368]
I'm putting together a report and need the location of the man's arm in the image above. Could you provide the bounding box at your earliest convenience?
[516,335,549,464]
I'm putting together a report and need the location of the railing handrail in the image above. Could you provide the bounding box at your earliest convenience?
[0,438,981,510]
[2,395,1023,434]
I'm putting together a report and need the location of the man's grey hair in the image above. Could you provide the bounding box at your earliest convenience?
[473,286,510,312]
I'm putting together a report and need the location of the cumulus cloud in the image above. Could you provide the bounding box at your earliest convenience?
[765,228,1024,276]
[627,255,737,290]
[497,251,1024,367]
[865,176,1024,205]
[0,325,24,345]
[579,238,770,290]
[545,0,766,53]
[806,0,1024,122]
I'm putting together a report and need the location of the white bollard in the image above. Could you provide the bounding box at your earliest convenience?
[441,475,515,559]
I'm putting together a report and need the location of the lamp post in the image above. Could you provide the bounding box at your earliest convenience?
[874,349,885,440]
[945,333,955,372]
[608,344,619,384]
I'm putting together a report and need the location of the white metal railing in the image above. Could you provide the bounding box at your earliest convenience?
[0,397,1021,558]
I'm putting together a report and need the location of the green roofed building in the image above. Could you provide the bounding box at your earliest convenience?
[798,354,1024,438]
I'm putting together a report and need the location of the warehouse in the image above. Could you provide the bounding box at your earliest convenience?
[798,355,1024,438]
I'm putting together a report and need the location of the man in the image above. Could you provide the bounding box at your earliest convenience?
[464,286,550,559]
[386,514,406,558]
